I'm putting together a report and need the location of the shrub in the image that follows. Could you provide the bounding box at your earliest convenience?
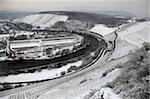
[3,84,13,90]
[37,68,42,72]
[61,49,70,56]
[80,79,87,84]
[67,65,78,73]
[143,42,150,51]
[46,48,53,55]
[60,71,65,76]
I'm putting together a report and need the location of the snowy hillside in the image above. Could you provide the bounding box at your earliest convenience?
[89,24,118,36]
[0,10,149,99]
[92,21,150,59]
[117,21,150,47]
[36,21,149,99]
[37,64,123,99]
[13,14,68,28]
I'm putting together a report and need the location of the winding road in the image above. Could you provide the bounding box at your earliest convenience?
[0,21,140,99]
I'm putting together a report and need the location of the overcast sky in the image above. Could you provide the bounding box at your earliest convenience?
[0,0,149,17]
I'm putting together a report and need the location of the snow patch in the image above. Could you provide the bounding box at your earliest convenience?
[89,24,118,36]
[0,60,82,83]
[90,87,123,99]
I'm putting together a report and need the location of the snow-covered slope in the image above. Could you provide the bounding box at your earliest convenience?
[89,24,118,36]
[13,14,68,28]
[117,21,150,48]
[37,66,123,99]
[110,38,137,59]
[104,21,149,59]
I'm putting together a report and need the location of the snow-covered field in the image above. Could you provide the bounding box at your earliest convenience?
[10,38,77,49]
[117,21,150,47]
[13,14,68,28]
[89,24,118,36]
[106,21,149,59]
[0,60,82,83]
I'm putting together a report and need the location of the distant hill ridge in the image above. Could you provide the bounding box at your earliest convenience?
[40,11,129,26]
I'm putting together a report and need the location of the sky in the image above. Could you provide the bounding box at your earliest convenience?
[0,0,149,17]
